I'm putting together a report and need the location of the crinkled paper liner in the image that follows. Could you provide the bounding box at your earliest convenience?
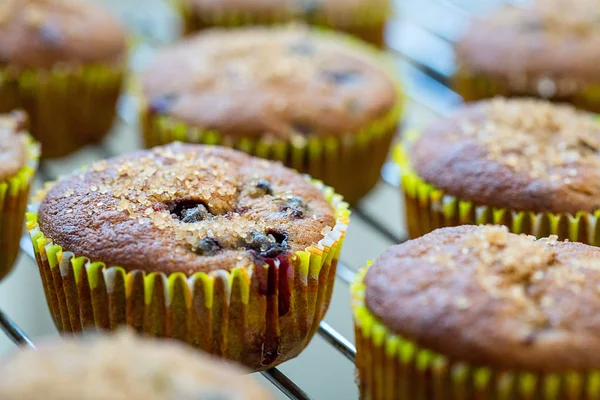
[352,266,600,400]
[394,141,600,243]
[453,67,600,113]
[27,181,350,371]
[174,0,391,47]
[0,137,39,281]
[0,62,125,159]
[140,31,403,205]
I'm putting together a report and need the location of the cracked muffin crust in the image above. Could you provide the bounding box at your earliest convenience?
[365,225,600,371]
[142,25,397,140]
[0,331,273,400]
[37,143,336,274]
[410,98,600,214]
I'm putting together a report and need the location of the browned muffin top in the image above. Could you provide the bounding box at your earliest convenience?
[456,0,600,89]
[410,98,600,213]
[37,143,336,274]
[142,25,397,139]
[365,225,600,371]
[0,110,28,181]
[0,0,127,69]
[0,331,273,400]
[183,0,390,24]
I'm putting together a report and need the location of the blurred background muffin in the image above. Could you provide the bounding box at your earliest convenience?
[0,330,274,400]
[396,98,600,242]
[140,25,402,205]
[353,225,600,399]
[178,0,392,48]
[0,110,37,282]
[454,0,600,112]
[0,0,127,158]
[28,143,349,370]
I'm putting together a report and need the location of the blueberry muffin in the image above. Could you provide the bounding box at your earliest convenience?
[27,143,349,370]
[354,225,600,399]
[141,25,402,204]
[454,0,600,112]
[178,0,392,48]
[0,330,273,400]
[0,0,126,158]
[396,98,600,242]
[0,110,38,281]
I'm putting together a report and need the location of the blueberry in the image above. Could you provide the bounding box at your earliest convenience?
[39,21,62,47]
[281,196,307,218]
[169,200,212,222]
[195,238,221,256]
[291,122,313,136]
[322,70,361,85]
[255,179,273,196]
[149,94,178,114]
[289,42,315,56]
[246,231,289,258]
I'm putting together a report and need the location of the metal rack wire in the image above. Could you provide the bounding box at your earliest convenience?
[0,0,515,398]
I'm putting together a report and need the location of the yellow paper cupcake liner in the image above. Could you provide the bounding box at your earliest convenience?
[174,0,391,47]
[0,136,39,281]
[140,30,403,204]
[0,62,125,159]
[352,266,600,400]
[453,67,600,113]
[394,140,600,243]
[26,180,349,371]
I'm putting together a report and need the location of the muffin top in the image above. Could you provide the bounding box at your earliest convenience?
[183,0,390,25]
[365,225,600,371]
[142,25,397,140]
[0,331,273,400]
[410,98,600,214]
[0,0,127,69]
[0,110,29,181]
[37,143,337,274]
[456,0,600,93]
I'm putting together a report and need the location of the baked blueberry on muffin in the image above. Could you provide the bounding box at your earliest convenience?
[396,98,600,242]
[141,25,402,204]
[353,225,600,399]
[28,143,349,370]
[0,331,273,400]
[0,110,38,281]
[0,0,126,158]
[178,0,392,48]
[454,0,600,112]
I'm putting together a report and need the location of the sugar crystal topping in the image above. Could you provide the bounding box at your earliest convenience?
[456,98,600,181]
[59,145,333,259]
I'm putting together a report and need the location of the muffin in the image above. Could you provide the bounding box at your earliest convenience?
[0,330,273,400]
[0,0,127,158]
[140,25,402,204]
[178,0,392,48]
[27,143,349,370]
[454,0,600,112]
[353,224,600,399]
[0,110,38,281]
[396,98,600,242]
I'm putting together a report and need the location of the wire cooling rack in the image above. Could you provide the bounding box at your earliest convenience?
[0,0,517,398]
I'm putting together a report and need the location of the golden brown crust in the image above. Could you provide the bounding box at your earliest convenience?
[411,98,600,214]
[365,225,600,372]
[0,110,28,181]
[0,0,126,69]
[455,1,600,97]
[0,331,273,400]
[183,0,390,25]
[37,143,335,274]
[141,25,397,139]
